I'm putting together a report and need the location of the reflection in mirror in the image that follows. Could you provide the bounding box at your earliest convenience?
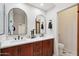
[36,21,40,34]
[35,15,46,36]
[8,8,27,35]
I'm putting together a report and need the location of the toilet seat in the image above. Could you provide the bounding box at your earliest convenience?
[58,43,64,48]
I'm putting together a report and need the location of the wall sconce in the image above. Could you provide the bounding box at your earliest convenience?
[41,22,44,29]
[48,20,52,29]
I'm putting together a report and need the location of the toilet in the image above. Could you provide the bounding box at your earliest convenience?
[58,43,64,56]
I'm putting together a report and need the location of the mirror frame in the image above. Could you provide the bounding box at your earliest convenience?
[36,21,40,34]
[8,8,27,35]
[35,15,46,35]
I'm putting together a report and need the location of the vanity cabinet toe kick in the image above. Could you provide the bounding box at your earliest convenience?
[0,38,54,56]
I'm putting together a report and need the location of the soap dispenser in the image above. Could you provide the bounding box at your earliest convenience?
[31,29,35,38]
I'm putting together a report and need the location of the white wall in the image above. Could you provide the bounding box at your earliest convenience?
[0,4,4,35]
[4,3,46,36]
[46,3,76,55]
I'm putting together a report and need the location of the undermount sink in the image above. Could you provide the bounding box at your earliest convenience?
[0,39,29,48]
[1,38,26,44]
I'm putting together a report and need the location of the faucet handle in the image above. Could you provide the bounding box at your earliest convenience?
[14,38,17,40]
[21,37,23,39]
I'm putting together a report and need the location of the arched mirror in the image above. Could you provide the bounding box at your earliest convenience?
[35,15,46,36]
[8,8,27,35]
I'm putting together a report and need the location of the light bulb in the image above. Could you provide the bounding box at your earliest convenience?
[40,3,44,6]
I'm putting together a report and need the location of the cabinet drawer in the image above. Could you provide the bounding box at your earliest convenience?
[17,43,33,56]
[42,39,54,56]
[33,41,43,56]
[1,47,17,56]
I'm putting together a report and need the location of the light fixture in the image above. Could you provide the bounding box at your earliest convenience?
[48,20,52,29]
[40,3,44,6]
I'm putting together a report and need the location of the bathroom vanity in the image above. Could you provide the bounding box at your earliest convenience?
[0,37,54,56]
[0,4,54,56]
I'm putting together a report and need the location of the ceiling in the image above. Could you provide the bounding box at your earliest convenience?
[27,3,55,12]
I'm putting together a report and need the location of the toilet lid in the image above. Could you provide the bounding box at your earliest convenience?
[58,43,64,48]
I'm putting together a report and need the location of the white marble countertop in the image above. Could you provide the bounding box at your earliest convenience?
[0,35,54,49]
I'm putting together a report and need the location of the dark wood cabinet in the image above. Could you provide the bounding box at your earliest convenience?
[33,41,43,56]
[1,46,17,56]
[77,4,79,56]
[18,43,33,56]
[1,44,33,56]
[0,49,1,56]
[42,39,54,56]
[0,39,54,56]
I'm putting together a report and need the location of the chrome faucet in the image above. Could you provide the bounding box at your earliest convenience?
[14,35,23,40]
[18,35,20,40]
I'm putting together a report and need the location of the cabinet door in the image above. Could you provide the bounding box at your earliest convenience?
[18,43,33,56]
[33,41,43,56]
[0,49,1,56]
[42,39,54,56]
[1,47,17,56]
